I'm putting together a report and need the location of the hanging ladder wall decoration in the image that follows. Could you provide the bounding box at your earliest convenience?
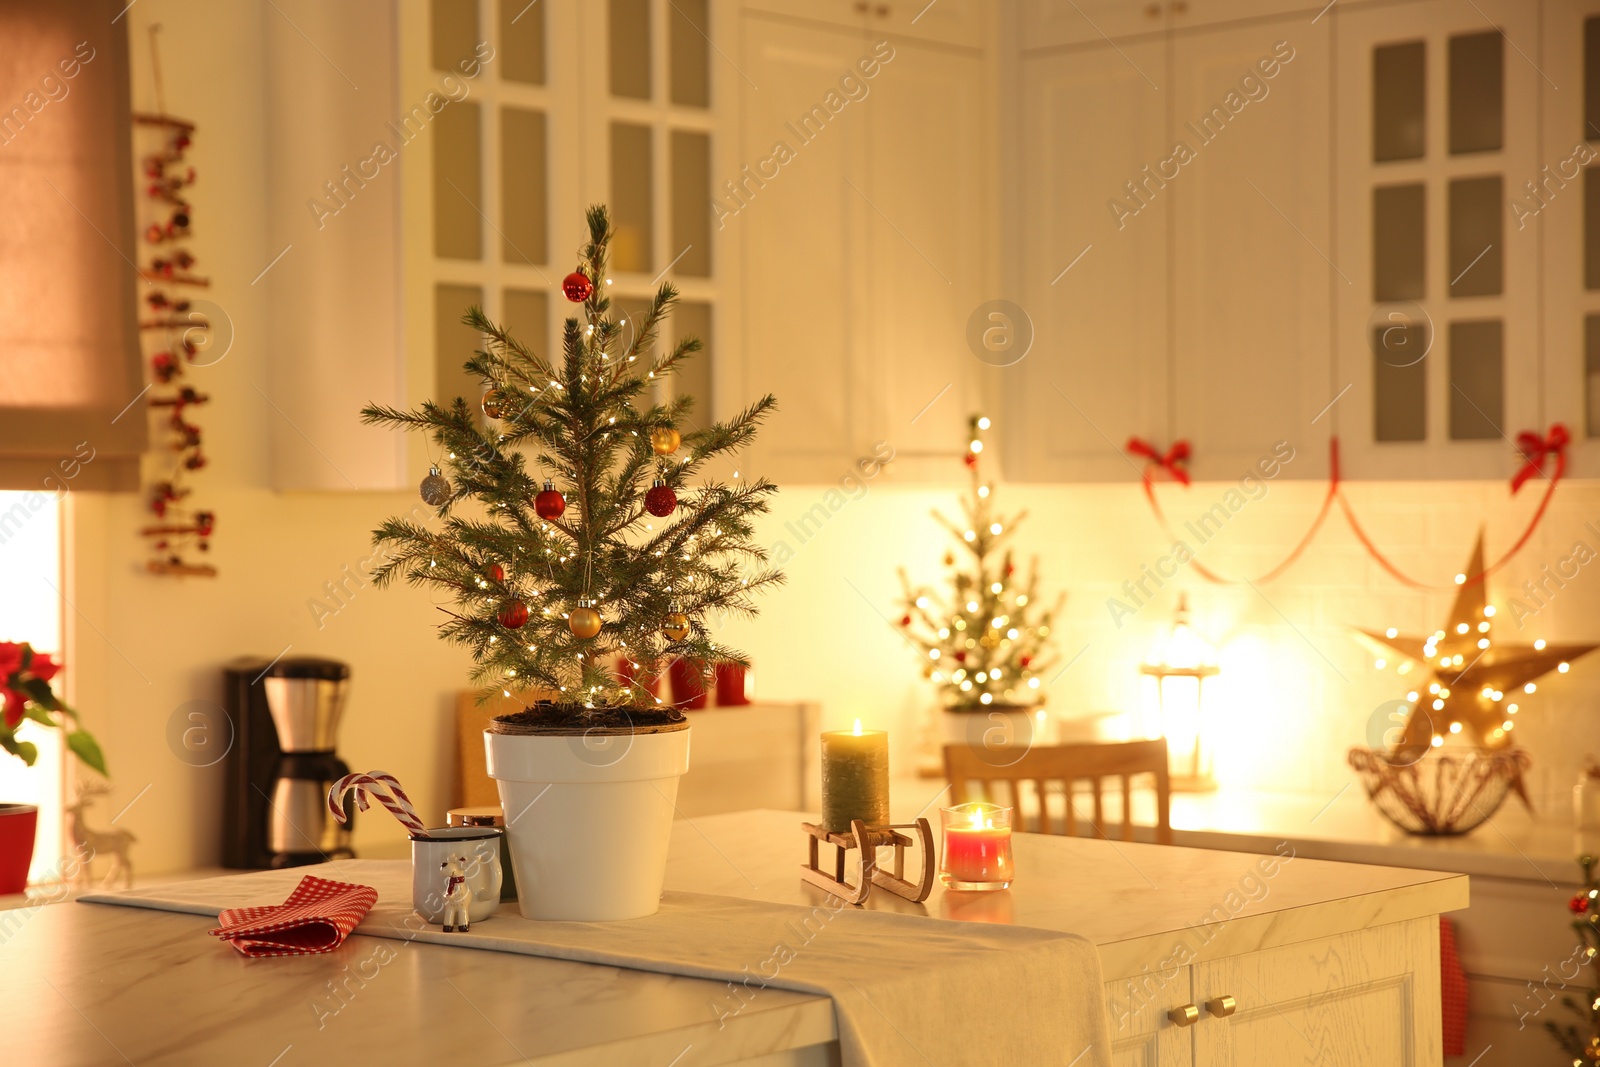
[133,30,216,577]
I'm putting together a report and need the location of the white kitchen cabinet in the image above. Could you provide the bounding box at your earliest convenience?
[1170,21,1333,481]
[1332,0,1542,480]
[1011,9,1331,481]
[1106,917,1442,1067]
[734,5,990,482]
[742,0,984,46]
[1019,0,1326,51]
[1540,0,1600,475]
[1008,38,1170,482]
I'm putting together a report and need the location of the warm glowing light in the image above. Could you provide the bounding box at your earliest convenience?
[1432,698,1445,710]
[966,600,979,612]
[1028,677,1040,689]
[990,523,1002,535]
[1525,682,1537,694]
[979,692,993,704]
[1454,573,1466,585]
[1503,720,1514,731]
[964,530,976,542]
[852,718,863,736]
[977,416,991,430]
[1484,605,1496,617]
[970,440,984,453]
[1407,691,1419,701]
[990,582,1003,594]
[1535,639,1547,650]
[1449,722,1462,733]
[1508,703,1519,714]
[1375,659,1386,669]
[916,596,930,608]
[977,485,990,498]
[929,650,940,660]
[1560,662,1571,673]
[1456,623,1469,634]
[1477,621,1490,633]
[1477,638,1490,649]
[1431,735,1444,747]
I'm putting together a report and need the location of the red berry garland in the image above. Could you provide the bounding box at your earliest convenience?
[644,479,677,517]
[535,480,566,520]
[497,600,530,629]
[561,271,593,302]
[1572,893,1590,914]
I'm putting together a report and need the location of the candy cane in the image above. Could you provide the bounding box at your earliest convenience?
[328,770,426,836]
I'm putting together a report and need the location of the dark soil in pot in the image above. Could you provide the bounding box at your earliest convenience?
[490,700,688,736]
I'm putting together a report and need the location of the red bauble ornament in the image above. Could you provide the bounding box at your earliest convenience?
[954,651,967,663]
[644,479,677,517]
[561,271,594,302]
[1005,563,1015,576]
[963,452,977,469]
[1572,894,1590,914]
[497,600,530,629]
[1019,655,1033,669]
[484,563,505,583]
[900,614,912,627]
[535,479,566,520]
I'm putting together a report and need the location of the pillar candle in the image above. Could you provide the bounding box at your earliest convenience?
[820,720,889,833]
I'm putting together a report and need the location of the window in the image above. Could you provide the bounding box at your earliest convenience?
[0,1,144,488]
[0,491,64,883]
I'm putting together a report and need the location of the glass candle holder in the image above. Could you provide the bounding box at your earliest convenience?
[940,802,1013,891]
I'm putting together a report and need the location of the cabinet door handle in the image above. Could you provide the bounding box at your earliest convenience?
[1206,995,1238,1018]
[1145,2,1162,16]
[853,1,869,12]
[1170,0,1189,13]
[875,3,890,14]
[1168,1004,1200,1027]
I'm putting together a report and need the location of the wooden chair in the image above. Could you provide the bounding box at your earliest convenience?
[943,738,1173,845]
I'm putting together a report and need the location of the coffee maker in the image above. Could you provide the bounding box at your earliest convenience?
[222,656,356,869]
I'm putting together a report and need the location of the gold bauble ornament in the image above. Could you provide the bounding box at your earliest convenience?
[481,389,507,419]
[650,426,681,455]
[663,600,690,641]
[569,598,602,639]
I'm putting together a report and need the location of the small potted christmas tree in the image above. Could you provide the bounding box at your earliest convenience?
[898,415,1063,752]
[363,207,780,921]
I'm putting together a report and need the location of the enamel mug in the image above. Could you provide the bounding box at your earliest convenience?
[411,826,503,925]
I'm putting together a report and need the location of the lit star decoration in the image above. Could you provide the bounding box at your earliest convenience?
[1359,531,1598,761]
[897,415,1064,709]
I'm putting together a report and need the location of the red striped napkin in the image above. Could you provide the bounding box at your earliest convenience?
[208,875,378,957]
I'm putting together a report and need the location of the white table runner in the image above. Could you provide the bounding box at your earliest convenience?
[84,859,1111,1067]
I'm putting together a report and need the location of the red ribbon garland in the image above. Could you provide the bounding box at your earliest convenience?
[1511,423,1569,494]
[1130,426,1568,589]
[1126,437,1191,487]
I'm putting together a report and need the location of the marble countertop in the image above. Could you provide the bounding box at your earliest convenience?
[2,809,1465,1065]
[1164,785,1591,886]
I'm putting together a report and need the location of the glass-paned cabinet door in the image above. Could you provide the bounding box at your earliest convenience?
[604,0,717,412]
[414,0,552,410]
[1543,2,1600,450]
[1337,0,1539,477]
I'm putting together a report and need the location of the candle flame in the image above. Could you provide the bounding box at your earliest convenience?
[852,718,863,736]
[967,808,993,830]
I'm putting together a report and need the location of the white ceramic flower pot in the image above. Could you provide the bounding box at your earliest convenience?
[484,723,690,921]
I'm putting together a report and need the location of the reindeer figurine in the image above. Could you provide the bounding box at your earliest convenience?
[439,856,472,932]
[64,780,136,889]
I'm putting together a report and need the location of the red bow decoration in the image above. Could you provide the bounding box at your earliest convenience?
[1511,423,1570,494]
[1126,437,1191,487]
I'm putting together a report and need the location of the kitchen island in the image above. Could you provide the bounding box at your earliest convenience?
[2,809,1465,1066]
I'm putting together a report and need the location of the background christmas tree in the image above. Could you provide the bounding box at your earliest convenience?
[1547,854,1600,1064]
[362,206,781,721]
[897,415,1063,709]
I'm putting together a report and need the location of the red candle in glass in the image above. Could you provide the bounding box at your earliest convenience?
[940,803,1013,890]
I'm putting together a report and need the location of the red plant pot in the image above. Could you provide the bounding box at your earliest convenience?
[715,663,751,706]
[0,803,38,895]
[667,659,708,710]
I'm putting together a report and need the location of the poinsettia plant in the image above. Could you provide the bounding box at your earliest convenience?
[0,642,105,775]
